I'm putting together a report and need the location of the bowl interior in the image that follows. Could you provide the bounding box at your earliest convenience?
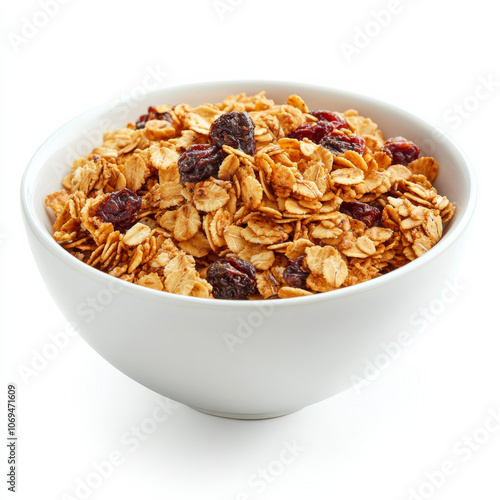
[22,80,476,296]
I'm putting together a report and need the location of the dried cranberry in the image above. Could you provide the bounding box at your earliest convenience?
[381,137,420,166]
[310,110,349,130]
[177,144,225,183]
[136,115,148,129]
[135,106,173,129]
[283,256,309,289]
[206,257,258,300]
[340,201,381,228]
[320,133,365,156]
[288,120,335,144]
[96,188,142,232]
[288,123,314,141]
[209,111,256,155]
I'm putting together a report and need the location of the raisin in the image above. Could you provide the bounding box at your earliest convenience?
[209,111,256,155]
[320,133,365,155]
[206,257,258,300]
[283,256,309,289]
[310,110,349,130]
[340,201,381,228]
[177,144,225,183]
[135,106,173,129]
[381,137,420,166]
[226,256,256,280]
[96,188,142,232]
[288,120,335,144]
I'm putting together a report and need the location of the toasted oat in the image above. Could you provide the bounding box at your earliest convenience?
[136,272,163,291]
[122,153,148,191]
[123,223,152,246]
[173,203,201,241]
[408,157,439,183]
[193,181,230,212]
[278,286,313,298]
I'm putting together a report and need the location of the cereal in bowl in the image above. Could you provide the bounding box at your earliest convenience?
[45,92,455,299]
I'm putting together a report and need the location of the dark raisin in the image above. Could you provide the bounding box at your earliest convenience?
[340,201,381,228]
[288,120,335,144]
[283,256,309,289]
[320,133,365,155]
[177,144,225,183]
[381,137,420,166]
[209,111,256,155]
[96,188,142,232]
[135,106,173,129]
[206,257,258,300]
[310,110,349,130]
[226,256,256,279]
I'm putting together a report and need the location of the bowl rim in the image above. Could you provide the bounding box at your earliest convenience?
[20,79,478,310]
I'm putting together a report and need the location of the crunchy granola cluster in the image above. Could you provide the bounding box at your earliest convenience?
[45,92,455,299]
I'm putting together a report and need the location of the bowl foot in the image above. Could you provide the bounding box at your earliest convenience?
[191,406,300,420]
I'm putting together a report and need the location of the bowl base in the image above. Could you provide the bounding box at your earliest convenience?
[191,406,300,420]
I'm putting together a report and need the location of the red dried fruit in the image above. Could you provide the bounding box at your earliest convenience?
[177,144,225,183]
[381,136,420,166]
[96,188,142,232]
[340,201,381,228]
[283,256,309,289]
[206,257,258,300]
[319,133,365,156]
[209,111,256,155]
[135,106,173,129]
[310,110,349,130]
[288,120,335,144]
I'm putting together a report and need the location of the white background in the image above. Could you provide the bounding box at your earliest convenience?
[1,0,499,499]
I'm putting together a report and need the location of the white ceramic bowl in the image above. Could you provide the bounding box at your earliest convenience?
[21,81,477,419]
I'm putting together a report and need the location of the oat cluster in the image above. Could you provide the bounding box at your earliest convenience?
[45,92,455,300]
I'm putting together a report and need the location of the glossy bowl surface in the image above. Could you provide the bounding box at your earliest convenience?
[21,81,477,418]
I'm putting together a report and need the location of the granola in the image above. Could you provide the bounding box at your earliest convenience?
[45,92,455,299]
